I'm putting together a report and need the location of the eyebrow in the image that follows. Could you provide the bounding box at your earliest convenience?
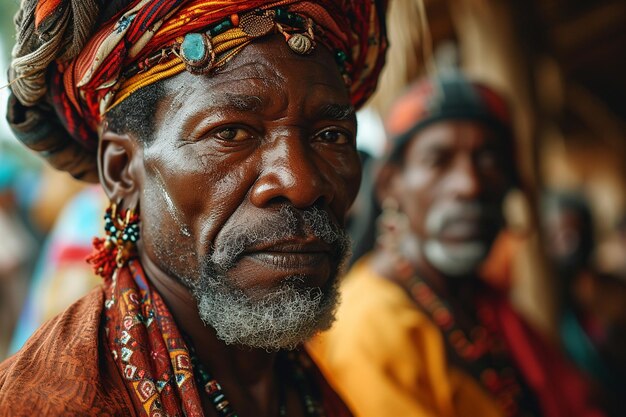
[186,92,355,122]
[316,103,356,121]
[215,93,264,112]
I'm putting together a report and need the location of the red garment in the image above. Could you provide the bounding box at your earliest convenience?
[489,292,605,417]
[0,262,352,416]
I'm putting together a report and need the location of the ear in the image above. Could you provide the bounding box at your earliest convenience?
[374,161,403,206]
[98,129,143,208]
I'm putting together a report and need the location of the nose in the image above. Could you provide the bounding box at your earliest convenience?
[249,136,333,209]
[447,156,482,200]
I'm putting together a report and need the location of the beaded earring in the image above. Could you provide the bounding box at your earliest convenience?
[88,202,140,281]
[376,198,410,251]
[375,197,416,280]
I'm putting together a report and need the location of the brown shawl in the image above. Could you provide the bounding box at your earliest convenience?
[0,287,136,415]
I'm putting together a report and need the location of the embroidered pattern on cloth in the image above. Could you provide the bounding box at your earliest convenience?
[104,260,203,416]
[103,260,346,416]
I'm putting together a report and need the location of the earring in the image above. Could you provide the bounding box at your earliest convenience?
[376,198,414,279]
[116,208,140,268]
[88,202,140,281]
[376,198,409,249]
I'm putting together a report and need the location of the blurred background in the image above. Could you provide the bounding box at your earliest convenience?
[0,0,103,360]
[0,0,624,409]
[363,0,626,335]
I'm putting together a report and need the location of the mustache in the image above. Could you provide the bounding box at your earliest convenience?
[210,206,351,269]
[425,201,498,235]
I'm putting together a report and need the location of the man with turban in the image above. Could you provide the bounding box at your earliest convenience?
[309,73,606,417]
[0,0,388,415]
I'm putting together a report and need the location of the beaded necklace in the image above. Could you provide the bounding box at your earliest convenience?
[187,341,325,417]
[399,271,540,417]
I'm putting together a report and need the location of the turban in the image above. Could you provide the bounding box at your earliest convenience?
[384,72,513,160]
[7,0,388,182]
[383,71,519,185]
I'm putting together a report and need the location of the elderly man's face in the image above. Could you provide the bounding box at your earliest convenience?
[389,120,512,277]
[136,36,359,348]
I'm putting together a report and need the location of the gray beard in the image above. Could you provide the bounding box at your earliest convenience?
[422,200,500,277]
[423,239,488,277]
[182,206,351,351]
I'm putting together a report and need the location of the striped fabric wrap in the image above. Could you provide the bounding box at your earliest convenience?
[7,0,388,182]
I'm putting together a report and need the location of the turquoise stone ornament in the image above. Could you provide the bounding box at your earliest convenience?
[181,33,205,61]
[180,32,215,74]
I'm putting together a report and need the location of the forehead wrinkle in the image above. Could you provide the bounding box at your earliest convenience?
[185,66,286,116]
[159,62,277,119]
[159,43,345,128]
[213,50,340,94]
[214,60,285,83]
[183,92,267,115]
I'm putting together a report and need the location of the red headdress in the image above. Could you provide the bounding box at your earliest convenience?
[8,0,388,181]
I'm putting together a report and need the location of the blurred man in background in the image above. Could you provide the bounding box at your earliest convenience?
[310,72,605,417]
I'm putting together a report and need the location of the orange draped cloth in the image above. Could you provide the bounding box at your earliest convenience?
[308,258,605,417]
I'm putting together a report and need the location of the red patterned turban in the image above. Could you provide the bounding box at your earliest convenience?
[7,0,388,181]
[383,71,519,185]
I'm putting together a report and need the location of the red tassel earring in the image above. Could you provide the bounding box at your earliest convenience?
[88,202,140,282]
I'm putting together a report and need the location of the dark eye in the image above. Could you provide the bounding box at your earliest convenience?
[315,129,352,145]
[214,127,251,142]
[419,151,450,169]
[476,150,498,171]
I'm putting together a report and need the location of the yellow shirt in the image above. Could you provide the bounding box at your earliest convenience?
[308,259,504,417]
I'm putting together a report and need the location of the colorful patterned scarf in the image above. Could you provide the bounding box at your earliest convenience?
[105,260,203,415]
[7,0,388,181]
[105,260,350,416]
